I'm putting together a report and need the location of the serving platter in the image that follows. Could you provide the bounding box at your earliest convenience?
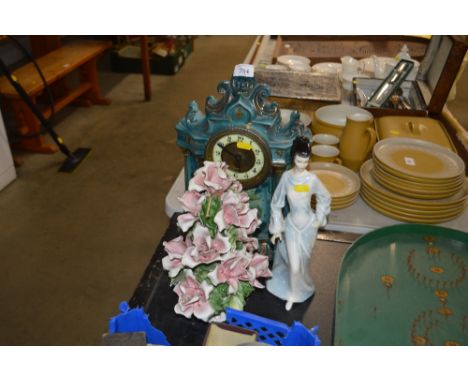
[334,224,468,345]
[373,138,465,180]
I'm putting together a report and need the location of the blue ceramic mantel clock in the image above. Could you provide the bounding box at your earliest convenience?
[176,64,311,239]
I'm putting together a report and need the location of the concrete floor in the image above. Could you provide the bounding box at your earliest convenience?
[0,36,256,345]
[0,36,466,345]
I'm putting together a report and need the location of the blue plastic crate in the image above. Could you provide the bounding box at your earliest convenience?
[225,308,320,346]
[109,301,170,346]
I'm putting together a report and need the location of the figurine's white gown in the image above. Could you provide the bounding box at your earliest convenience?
[267,169,331,303]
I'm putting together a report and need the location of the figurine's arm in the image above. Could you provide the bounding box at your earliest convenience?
[312,175,331,227]
[269,173,287,244]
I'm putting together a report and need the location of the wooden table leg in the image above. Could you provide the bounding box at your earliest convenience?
[78,58,111,106]
[9,98,57,153]
[140,36,152,101]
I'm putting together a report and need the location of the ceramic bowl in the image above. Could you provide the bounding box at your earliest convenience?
[277,55,311,67]
[312,133,339,146]
[289,62,311,72]
[311,62,342,75]
[313,105,373,138]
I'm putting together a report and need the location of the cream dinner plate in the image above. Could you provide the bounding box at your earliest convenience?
[361,178,466,212]
[334,200,358,207]
[372,163,465,191]
[361,181,465,212]
[360,189,465,223]
[361,186,465,217]
[311,191,359,202]
[360,195,464,224]
[372,154,464,185]
[360,188,464,218]
[360,160,468,208]
[372,170,462,199]
[373,138,465,180]
[309,162,360,198]
[333,191,360,202]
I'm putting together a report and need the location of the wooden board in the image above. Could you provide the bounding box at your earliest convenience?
[274,36,429,65]
[255,68,341,101]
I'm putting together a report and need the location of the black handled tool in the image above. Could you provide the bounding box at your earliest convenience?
[0,57,91,172]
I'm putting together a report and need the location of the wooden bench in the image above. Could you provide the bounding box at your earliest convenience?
[0,39,112,153]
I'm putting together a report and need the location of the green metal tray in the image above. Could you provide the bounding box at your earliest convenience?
[334,224,468,345]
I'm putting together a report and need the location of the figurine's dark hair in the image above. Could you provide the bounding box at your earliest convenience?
[291,136,311,162]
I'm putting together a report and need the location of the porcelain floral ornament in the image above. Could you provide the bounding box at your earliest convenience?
[162,161,272,322]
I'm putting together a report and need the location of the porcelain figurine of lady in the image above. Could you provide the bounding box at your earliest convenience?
[267,136,331,311]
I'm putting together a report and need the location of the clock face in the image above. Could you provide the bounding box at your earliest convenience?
[205,128,271,189]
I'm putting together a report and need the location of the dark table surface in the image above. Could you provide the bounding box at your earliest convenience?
[129,214,360,346]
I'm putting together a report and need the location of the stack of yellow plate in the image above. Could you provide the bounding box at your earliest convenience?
[372,138,466,199]
[309,162,360,210]
[360,160,467,224]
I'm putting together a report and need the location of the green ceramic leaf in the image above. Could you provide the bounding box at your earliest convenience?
[200,196,221,238]
[226,226,237,246]
[237,280,254,299]
[209,283,230,314]
[193,263,217,283]
[169,269,186,287]
[228,295,245,310]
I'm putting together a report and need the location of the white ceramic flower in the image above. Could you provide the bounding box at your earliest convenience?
[182,223,231,268]
[173,270,215,321]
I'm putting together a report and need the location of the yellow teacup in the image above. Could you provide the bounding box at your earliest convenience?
[310,145,342,164]
[313,133,340,147]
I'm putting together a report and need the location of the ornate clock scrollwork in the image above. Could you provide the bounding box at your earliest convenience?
[231,75,256,96]
[206,76,279,121]
[205,81,231,114]
[250,84,278,116]
[185,101,203,125]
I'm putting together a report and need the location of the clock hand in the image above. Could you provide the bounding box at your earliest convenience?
[217,143,242,169]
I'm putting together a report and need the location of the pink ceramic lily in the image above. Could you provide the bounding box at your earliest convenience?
[178,190,205,215]
[214,204,259,232]
[247,254,272,288]
[174,270,214,321]
[182,223,231,268]
[208,252,251,293]
[162,236,192,278]
[236,228,259,253]
[188,161,233,195]
[177,212,198,232]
